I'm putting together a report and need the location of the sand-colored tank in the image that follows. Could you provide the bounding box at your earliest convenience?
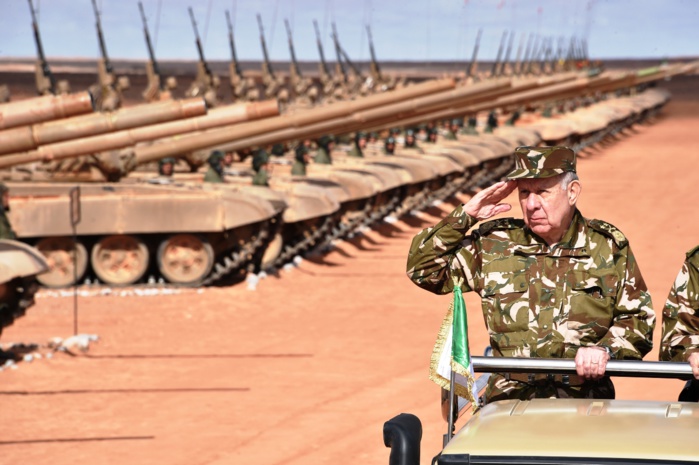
[6,182,279,287]
[0,98,284,287]
[129,171,343,272]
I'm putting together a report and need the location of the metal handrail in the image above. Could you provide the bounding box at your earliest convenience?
[472,356,693,380]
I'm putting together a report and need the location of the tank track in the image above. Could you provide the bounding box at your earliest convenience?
[200,223,271,286]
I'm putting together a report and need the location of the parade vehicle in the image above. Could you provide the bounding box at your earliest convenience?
[383,357,699,465]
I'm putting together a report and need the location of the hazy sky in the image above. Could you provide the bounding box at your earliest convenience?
[2,0,698,63]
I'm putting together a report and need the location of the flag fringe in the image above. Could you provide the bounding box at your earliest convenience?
[429,299,479,403]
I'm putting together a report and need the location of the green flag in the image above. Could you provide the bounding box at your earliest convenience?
[430,277,480,409]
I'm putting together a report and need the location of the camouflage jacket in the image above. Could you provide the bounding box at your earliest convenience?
[0,210,16,240]
[660,246,699,361]
[203,167,224,183]
[314,147,332,165]
[347,145,364,158]
[291,160,307,176]
[252,169,270,187]
[407,205,655,361]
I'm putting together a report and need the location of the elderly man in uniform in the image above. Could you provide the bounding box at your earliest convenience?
[660,246,699,386]
[406,146,655,403]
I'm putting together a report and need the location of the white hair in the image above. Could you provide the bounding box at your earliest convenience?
[560,171,579,190]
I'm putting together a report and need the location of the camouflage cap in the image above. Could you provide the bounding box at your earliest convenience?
[252,149,270,172]
[271,143,286,156]
[316,135,335,147]
[295,144,308,161]
[505,146,576,180]
[208,150,224,164]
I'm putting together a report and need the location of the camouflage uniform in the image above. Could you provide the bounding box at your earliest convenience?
[252,149,270,187]
[203,150,225,183]
[383,136,396,155]
[291,145,309,176]
[0,210,16,240]
[314,135,334,165]
[660,246,699,362]
[406,146,655,403]
[348,132,366,158]
[0,184,16,240]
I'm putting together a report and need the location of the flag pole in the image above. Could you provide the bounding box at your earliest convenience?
[445,371,456,445]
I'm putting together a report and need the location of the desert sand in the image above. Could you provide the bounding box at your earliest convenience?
[0,73,698,465]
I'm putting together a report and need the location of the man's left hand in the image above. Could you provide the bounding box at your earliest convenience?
[575,347,610,380]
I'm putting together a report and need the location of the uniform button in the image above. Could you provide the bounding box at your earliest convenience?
[543,324,549,329]
[519,282,526,288]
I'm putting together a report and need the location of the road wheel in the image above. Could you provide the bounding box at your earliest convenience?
[157,234,214,285]
[91,235,149,286]
[35,237,88,288]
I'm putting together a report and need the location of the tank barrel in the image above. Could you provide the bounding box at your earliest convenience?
[257,13,275,78]
[225,10,243,77]
[0,91,94,130]
[467,29,482,78]
[367,76,593,132]
[27,0,56,95]
[491,30,508,77]
[0,99,279,169]
[138,1,163,88]
[133,78,456,164]
[0,97,207,155]
[370,67,684,133]
[91,0,113,74]
[189,6,210,77]
[313,19,331,78]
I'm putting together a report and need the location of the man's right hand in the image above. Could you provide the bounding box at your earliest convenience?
[689,352,699,379]
[463,180,517,220]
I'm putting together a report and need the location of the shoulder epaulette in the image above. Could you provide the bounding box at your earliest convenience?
[588,219,628,249]
[686,245,699,262]
[478,217,524,236]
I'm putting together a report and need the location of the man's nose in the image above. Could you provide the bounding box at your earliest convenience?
[526,193,541,211]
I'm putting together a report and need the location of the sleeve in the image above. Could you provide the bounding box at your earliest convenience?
[406,204,480,295]
[596,244,655,360]
[659,261,699,361]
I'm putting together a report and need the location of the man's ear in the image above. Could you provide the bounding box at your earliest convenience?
[568,180,581,205]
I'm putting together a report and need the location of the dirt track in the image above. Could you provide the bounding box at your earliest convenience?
[2,95,699,465]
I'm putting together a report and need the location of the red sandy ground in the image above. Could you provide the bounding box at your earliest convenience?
[1,97,699,465]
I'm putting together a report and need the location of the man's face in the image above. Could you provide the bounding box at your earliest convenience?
[161,163,173,176]
[358,138,367,149]
[406,135,415,145]
[517,175,578,244]
[223,153,233,166]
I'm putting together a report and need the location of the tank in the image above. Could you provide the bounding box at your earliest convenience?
[383,357,699,465]
[128,171,343,273]
[0,239,49,337]
[6,182,280,287]
[0,95,286,288]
